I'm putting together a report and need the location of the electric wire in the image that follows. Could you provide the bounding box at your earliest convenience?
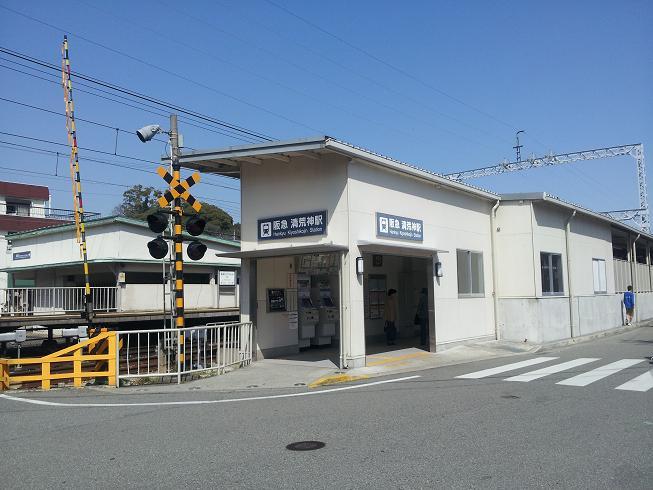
[0,60,261,145]
[0,6,314,138]
[161,0,514,149]
[0,47,274,142]
[83,0,504,152]
[0,161,242,212]
[263,0,517,131]
[0,138,241,191]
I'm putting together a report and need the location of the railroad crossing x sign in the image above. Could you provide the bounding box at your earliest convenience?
[156,166,202,212]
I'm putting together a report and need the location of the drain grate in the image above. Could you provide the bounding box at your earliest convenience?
[286,441,325,451]
[501,394,520,399]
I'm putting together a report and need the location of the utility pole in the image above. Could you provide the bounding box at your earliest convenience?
[514,130,525,163]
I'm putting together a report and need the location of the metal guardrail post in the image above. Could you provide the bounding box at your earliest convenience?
[177,332,182,384]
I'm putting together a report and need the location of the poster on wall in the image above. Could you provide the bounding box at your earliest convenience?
[258,210,327,241]
[376,212,423,242]
[219,270,236,286]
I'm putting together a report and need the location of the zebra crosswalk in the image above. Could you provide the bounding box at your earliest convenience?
[456,357,652,392]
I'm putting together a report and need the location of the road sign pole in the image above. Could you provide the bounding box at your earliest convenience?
[170,114,185,373]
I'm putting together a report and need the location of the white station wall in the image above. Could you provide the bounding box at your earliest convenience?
[346,160,496,352]
[6,222,240,268]
[496,201,627,343]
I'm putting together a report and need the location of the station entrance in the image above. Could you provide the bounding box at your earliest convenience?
[362,253,431,353]
[249,249,344,368]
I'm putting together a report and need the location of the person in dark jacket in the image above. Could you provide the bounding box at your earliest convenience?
[416,288,429,347]
[384,289,398,345]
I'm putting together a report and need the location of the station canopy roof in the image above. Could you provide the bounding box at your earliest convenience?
[167,136,498,201]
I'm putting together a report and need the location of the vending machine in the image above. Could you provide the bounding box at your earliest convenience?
[297,274,318,348]
[311,277,338,346]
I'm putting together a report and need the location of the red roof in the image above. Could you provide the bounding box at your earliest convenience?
[0,181,49,201]
[0,215,71,233]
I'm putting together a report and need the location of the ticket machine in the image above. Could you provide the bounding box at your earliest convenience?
[297,275,318,348]
[311,279,338,346]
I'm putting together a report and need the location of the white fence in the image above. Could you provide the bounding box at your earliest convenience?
[0,287,117,315]
[116,322,253,384]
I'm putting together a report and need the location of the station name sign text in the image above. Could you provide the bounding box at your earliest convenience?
[258,210,327,241]
[376,212,423,241]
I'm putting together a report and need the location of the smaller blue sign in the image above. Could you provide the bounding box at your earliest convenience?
[12,251,31,260]
[376,212,423,242]
[258,210,327,241]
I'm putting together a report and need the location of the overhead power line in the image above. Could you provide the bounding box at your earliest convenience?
[84,0,504,152]
[264,0,519,131]
[0,60,261,145]
[0,4,321,137]
[0,44,276,142]
[0,138,240,191]
[162,0,513,149]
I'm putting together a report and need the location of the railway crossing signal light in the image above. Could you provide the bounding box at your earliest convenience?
[186,215,206,236]
[147,237,169,259]
[187,240,207,261]
[147,211,169,234]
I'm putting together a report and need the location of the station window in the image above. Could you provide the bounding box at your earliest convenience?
[541,252,564,295]
[457,250,484,297]
[367,275,386,319]
[592,258,607,294]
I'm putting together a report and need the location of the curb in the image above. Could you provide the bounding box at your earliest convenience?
[307,373,369,389]
[537,323,645,351]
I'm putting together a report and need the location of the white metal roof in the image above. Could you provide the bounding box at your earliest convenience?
[171,136,499,201]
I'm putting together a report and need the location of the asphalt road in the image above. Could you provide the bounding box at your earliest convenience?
[1,327,652,489]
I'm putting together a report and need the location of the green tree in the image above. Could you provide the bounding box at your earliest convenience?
[114,184,237,238]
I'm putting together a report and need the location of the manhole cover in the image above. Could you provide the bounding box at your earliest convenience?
[286,441,325,451]
[501,394,520,399]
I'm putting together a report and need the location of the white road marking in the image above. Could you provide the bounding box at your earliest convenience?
[557,359,645,387]
[615,369,653,392]
[0,375,420,408]
[455,357,559,379]
[505,358,599,382]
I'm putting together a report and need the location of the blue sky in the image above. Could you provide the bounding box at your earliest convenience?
[0,0,651,223]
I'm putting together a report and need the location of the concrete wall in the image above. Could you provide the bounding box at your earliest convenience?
[496,200,648,343]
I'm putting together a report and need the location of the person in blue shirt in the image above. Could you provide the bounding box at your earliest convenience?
[623,285,635,326]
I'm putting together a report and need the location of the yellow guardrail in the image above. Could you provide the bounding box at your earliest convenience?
[0,331,117,391]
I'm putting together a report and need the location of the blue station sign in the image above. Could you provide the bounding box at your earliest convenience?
[12,251,31,260]
[376,212,423,241]
[258,210,327,241]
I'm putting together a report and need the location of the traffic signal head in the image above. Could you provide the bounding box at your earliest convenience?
[186,215,206,236]
[187,240,207,261]
[147,237,169,259]
[147,212,169,234]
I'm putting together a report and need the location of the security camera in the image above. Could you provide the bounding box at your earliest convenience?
[136,124,162,143]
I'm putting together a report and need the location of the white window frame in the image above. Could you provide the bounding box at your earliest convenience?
[457,249,485,297]
[592,258,607,294]
[541,252,564,296]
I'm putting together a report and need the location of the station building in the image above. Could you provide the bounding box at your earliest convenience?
[177,136,653,369]
[0,216,240,325]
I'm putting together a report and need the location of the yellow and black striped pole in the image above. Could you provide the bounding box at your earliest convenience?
[169,115,185,371]
[62,36,93,323]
